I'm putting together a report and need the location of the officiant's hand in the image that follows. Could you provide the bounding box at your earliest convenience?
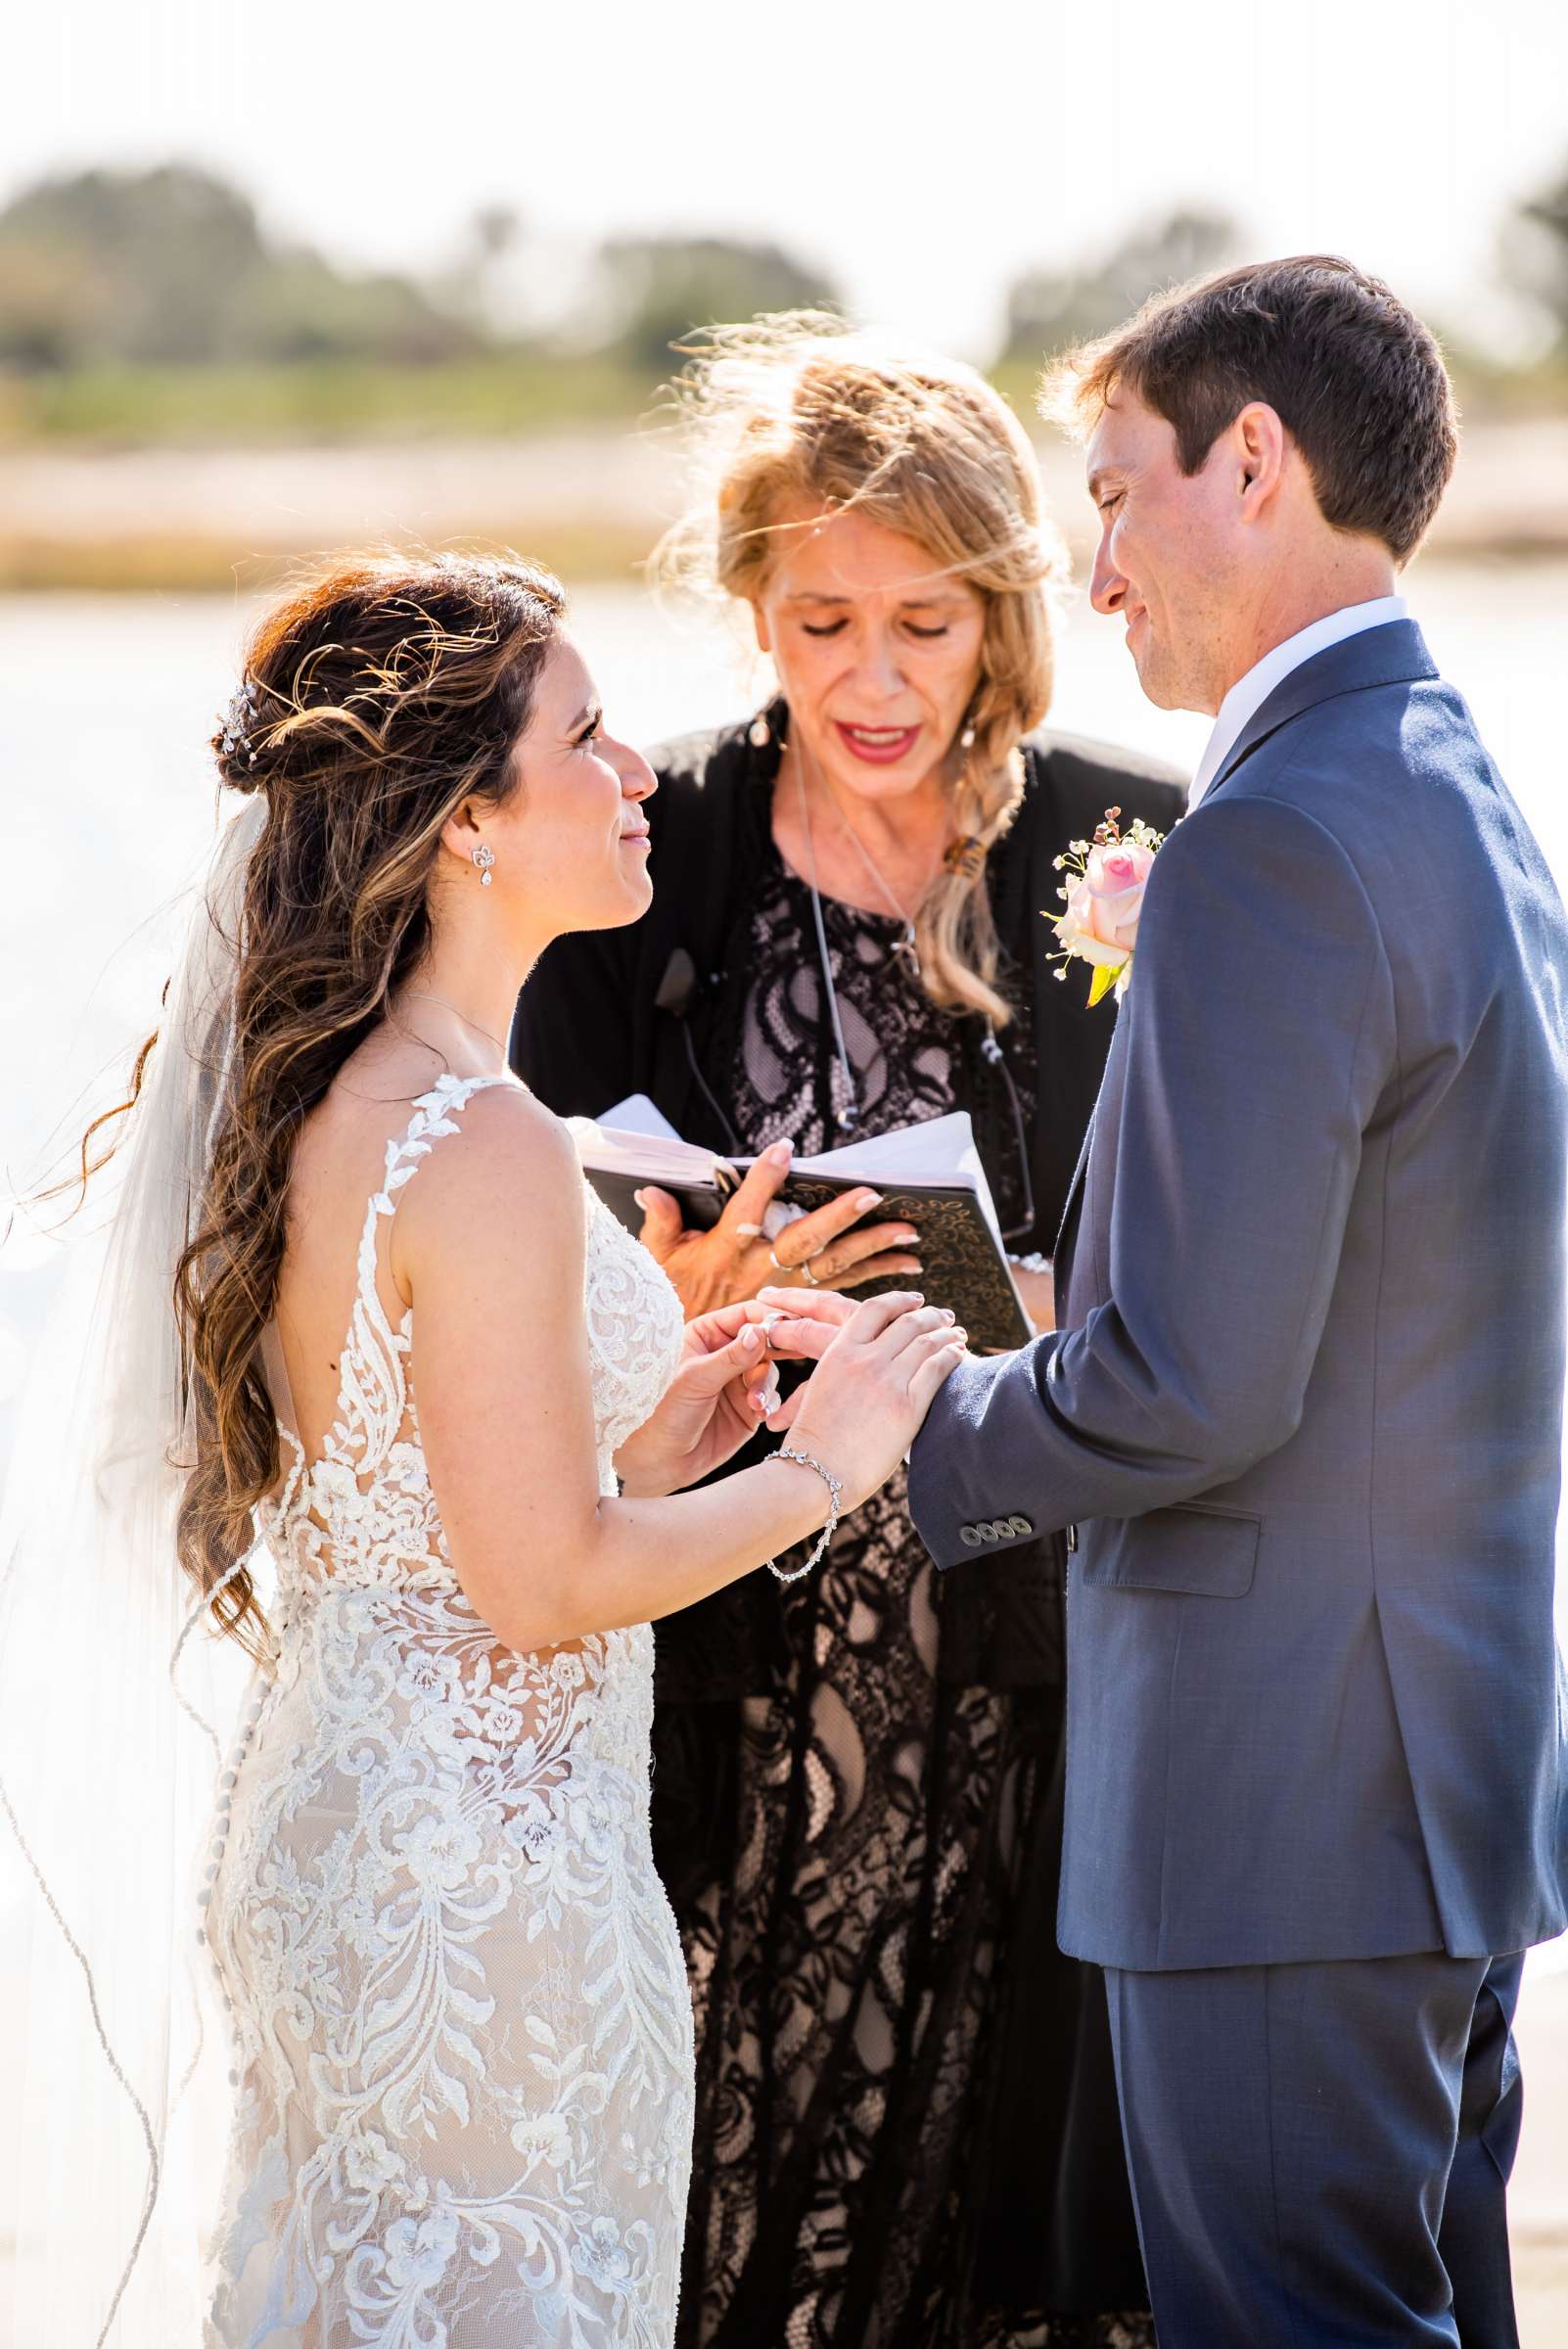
[634,1140,923,1319]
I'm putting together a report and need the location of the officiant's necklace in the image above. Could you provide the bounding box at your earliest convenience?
[791,739,930,968]
[793,747,944,1132]
[787,740,1038,1233]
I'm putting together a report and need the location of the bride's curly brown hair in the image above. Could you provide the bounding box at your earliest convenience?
[108,551,567,1658]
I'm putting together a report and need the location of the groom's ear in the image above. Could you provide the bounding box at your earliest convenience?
[1233,401,1287,520]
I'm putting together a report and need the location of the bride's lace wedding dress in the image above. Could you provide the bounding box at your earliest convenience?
[204,1075,694,2347]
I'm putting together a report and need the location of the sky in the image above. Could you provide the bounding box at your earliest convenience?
[3,0,1566,360]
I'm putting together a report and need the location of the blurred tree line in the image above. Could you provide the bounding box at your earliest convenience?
[998,207,1238,361]
[0,163,841,389]
[0,160,1563,443]
[0,167,472,369]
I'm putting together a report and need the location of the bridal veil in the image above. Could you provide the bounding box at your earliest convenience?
[0,796,265,2345]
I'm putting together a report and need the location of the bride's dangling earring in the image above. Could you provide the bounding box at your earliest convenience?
[748,712,772,749]
[472,844,495,887]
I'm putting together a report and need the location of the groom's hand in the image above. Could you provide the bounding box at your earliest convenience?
[753,1284,856,1360]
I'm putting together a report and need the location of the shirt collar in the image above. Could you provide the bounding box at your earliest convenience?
[1188,595,1410,808]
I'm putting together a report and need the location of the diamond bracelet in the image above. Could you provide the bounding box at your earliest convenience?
[762,1447,844,1584]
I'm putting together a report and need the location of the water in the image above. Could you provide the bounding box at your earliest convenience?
[1,569,1565,1940]
[1,564,1564,1412]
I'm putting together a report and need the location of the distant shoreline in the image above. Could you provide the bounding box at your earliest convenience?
[4,416,1564,593]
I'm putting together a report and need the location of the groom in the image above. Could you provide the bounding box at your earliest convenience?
[906,258,1568,2346]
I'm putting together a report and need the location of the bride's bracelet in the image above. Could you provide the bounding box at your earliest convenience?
[761,1447,844,1585]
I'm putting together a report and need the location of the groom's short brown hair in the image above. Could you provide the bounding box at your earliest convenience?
[1041,255,1457,565]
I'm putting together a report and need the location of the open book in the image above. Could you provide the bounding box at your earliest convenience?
[571,1096,1034,1353]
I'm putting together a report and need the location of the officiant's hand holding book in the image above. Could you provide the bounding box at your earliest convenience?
[572,1098,1034,1353]
[627,1135,924,1319]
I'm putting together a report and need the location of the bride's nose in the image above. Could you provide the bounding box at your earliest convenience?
[613,740,658,803]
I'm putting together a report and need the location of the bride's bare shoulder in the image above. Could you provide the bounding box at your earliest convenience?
[431,1076,578,1193]
[392,1077,586,1274]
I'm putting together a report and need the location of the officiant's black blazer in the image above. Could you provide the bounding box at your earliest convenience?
[511,709,1186,1263]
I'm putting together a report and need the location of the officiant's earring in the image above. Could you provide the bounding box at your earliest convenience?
[472,844,495,887]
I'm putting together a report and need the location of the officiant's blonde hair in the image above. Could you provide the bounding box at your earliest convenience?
[652,314,1062,1028]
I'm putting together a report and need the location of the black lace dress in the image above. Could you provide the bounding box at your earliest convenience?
[661,838,1153,2349]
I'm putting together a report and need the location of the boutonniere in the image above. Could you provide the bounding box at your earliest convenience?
[1047,806,1167,1008]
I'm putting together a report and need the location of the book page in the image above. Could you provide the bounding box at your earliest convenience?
[589,1101,1006,1248]
[795,1112,1005,1245]
[598,1093,684,1142]
[572,1118,729,1189]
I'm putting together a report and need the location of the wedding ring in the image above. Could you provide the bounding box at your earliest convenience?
[768,1242,820,1285]
[734,1221,765,1241]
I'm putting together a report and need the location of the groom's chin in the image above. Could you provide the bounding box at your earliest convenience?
[1128,645,1177,710]
[1130,652,1198,716]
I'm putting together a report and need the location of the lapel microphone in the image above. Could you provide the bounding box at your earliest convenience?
[656,946,743,1154]
[655,946,698,1018]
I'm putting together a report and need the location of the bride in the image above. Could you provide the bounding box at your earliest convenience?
[0,552,964,2348]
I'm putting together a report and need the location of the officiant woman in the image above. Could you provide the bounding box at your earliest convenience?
[512,319,1182,2348]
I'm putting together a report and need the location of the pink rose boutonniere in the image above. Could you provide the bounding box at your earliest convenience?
[1048,806,1167,1008]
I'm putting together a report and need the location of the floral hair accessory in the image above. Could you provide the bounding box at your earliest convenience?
[1047,806,1167,1008]
[218,679,261,770]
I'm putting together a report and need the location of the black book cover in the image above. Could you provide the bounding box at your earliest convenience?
[584,1164,1031,1352]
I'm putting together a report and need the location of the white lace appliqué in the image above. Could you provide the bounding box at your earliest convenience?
[204,1076,691,2347]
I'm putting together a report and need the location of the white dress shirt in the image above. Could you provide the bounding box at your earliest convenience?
[1188,595,1409,808]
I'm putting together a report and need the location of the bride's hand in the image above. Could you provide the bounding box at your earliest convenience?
[757,1287,969,1511]
[613,1300,789,1497]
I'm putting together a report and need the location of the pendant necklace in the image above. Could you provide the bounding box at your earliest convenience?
[793,744,943,1131]
[791,738,938,968]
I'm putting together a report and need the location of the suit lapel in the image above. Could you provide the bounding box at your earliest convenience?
[1204,620,1439,805]
[1053,1107,1095,1275]
[1052,623,1439,1326]
[1053,999,1131,1304]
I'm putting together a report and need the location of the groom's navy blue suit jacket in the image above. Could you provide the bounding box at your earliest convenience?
[908,622,1568,1971]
